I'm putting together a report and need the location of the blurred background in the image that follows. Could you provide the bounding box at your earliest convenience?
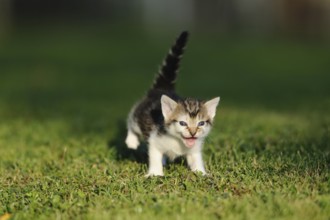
[0,0,329,132]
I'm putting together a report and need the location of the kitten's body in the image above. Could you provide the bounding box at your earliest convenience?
[126,31,220,176]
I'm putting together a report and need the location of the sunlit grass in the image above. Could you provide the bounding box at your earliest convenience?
[0,26,329,219]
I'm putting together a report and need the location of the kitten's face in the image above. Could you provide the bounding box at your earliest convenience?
[161,96,220,148]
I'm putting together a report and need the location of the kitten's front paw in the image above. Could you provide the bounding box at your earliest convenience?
[145,171,164,177]
[194,170,207,176]
[125,134,140,149]
[191,167,207,176]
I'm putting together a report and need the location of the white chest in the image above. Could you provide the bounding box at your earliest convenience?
[148,132,202,160]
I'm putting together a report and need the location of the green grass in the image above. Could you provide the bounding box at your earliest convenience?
[0,26,329,219]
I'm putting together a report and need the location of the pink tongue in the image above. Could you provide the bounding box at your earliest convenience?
[184,138,196,147]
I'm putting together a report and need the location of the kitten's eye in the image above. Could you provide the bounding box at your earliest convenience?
[198,121,205,126]
[179,121,187,126]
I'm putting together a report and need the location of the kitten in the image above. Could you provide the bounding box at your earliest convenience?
[125,31,220,176]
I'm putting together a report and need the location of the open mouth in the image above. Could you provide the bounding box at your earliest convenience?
[181,136,197,148]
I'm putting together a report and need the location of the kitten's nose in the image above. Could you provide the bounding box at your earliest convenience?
[188,127,197,137]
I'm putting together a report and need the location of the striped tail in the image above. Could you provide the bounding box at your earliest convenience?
[151,31,189,91]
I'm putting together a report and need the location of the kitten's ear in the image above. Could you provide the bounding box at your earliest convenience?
[161,95,178,121]
[204,97,220,119]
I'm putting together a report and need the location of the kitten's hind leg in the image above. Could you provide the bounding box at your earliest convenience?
[125,113,141,149]
[125,129,140,149]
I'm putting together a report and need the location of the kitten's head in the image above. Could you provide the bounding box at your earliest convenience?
[161,95,220,148]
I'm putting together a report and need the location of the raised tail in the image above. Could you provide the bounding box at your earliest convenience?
[151,31,189,91]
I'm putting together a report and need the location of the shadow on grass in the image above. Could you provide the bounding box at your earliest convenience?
[108,119,148,164]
